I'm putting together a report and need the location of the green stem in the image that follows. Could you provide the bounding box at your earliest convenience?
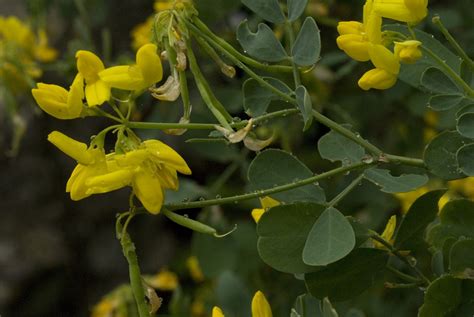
[384,154,425,168]
[421,45,474,97]
[285,21,302,87]
[386,265,421,283]
[186,40,234,130]
[127,108,299,131]
[432,16,474,73]
[164,161,372,211]
[370,232,431,286]
[92,107,123,123]
[178,69,192,119]
[328,173,364,207]
[385,282,421,289]
[119,224,150,317]
[192,17,293,73]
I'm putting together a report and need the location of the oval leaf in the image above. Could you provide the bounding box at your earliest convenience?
[421,67,462,94]
[241,0,285,24]
[457,144,474,176]
[429,94,464,111]
[449,239,474,279]
[457,113,474,139]
[243,77,292,116]
[292,17,321,66]
[456,104,474,118]
[248,149,326,203]
[418,275,462,317]
[287,0,308,22]
[257,202,326,273]
[303,207,355,266]
[295,85,314,131]
[304,248,388,302]
[237,20,288,62]
[364,168,428,193]
[317,128,365,165]
[424,130,469,180]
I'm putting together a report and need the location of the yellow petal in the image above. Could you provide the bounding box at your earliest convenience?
[337,21,364,35]
[47,131,93,165]
[85,169,133,195]
[147,269,179,291]
[66,73,85,118]
[85,79,110,106]
[394,40,423,64]
[99,65,144,91]
[259,196,279,209]
[368,44,400,75]
[155,166,179,190]
[186,256,204,282]
[381,215,396,243]
[136,43,163,87]
[251,208,265,223]
[251,291,272,317]
[336,34,370,62]
[212,307,225,317]
[373,0,428,23]
[358,68,398,90]
[32,84,71,119]
[132,168,164,214]
[76,50,105,83]
[144,140,191,175]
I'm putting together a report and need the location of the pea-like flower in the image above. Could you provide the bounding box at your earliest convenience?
[358,44,400,90]
[374,215,396,249]
[32,74,84,119]
[76,50,111,106]
[251,196,279,223]
[394,40,423,64]
[48,131,191,214]
[99,43,163,91]
[212,291,273,317]
[373,0,428,23]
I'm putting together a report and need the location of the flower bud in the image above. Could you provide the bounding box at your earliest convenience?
[394,40,422,64]
[358,68,398,90]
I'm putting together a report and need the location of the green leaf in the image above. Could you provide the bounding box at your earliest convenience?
[427,199,474,249]
[237,20,288,62]
[456,104,474,118]
[443,238,458,274]
[424,130,469,180]
[257,202,326,273]
[292,17,321,66]
[241,0,286,24]
[295,85,314,131]
[292,294,322,317]
[317,128,365,165]
[303,207,355,266]
[449,239,474,279]
[321,297,339,317]
[287,0,308,22]
[429,94,465,111]
[348,217,371,247]
[457,112,474,138]
[395,190,446,249]
[243,77,292,116]
[457,144,474,176]
[364,168,428,193]
[418,275,462,317]
[192,232,237,278]
[421,67,462,94]
[305,248,388,302]
[248,149,326,203]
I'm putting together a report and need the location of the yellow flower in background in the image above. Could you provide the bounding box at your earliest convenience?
[373,0,428,23]
[154,0,175,12]
[76,50,110,106]
[100,43,163,91]
[147,268,179,291]
[90,297,117,317]
[191,299,206,317]
[186,256,205,282]
[131,17,154,51]
[358,44,400,90]
[394,186,451,214]
[34,29,58,62]
[251,196,280,223]
[252,291,273,317]
[394,40,423,64]
[32,74,84,119]
[374,215,396,249]
[212,307,225,317]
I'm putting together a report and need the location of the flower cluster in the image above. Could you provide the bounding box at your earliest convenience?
[337,0,427,90]
[0,16,57,94]
[32,43,163,119]
[48,130,191,214]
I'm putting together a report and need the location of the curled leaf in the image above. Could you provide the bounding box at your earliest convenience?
[243,134,274,151]
[150,75,181,101]
[164,117,189,136]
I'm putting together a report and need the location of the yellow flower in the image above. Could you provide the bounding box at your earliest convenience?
[48,131,95,165]
[76,50,110,106]
[0,16,35,51]
[373,0,428,23]
[186,256,205,282]
[251,291,272,317]
[100,43,163,91]
[90,297,117,317]
[154,0,175,12]
[147,268,179,291]
[32,74,84,119]
[34,29,58,62]
[191,299,206,317]
[449,177,474,198]
[394,40,422,64]
[336,0,382,62]
[358,44,400,90]
[394,186,451,214]
[374,215,396,249]
[212,307,225,317]
[251,196,280,223]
